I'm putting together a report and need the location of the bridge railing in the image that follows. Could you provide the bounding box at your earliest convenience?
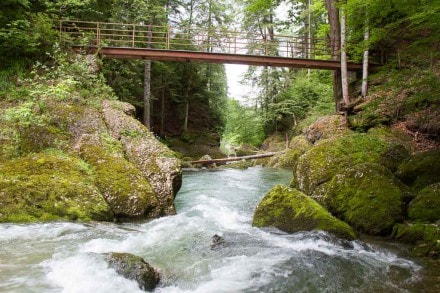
[57,20,338,60]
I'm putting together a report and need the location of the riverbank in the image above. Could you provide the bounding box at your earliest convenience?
[2,167,436,292]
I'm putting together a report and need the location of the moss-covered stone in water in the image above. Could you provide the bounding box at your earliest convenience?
[408,183,440,222]
[392,223,440,257]
[104,252,160,291]
[79,143,160,219]
[396,150,440,192]
[317,163,404,235]
[253,185,356,240]
[102,100,182,215]
[294,132,410,195]
[0,151,112,222]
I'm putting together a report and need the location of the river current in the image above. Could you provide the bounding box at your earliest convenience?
[0,166,436,292]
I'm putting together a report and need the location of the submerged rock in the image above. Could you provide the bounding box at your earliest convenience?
[210,234,225,249]
[253,185,356,240]
[104,252,160,291]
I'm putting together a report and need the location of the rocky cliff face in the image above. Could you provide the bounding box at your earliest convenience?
[0,98,182,223]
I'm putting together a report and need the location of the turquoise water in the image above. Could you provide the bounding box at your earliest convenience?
[0,166,434,292]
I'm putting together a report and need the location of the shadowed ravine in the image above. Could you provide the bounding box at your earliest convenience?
[0,167,433,292]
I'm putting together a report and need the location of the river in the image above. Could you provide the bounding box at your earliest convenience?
[0,166,437,292]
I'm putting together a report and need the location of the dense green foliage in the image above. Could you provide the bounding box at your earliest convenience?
[222,99,265,147]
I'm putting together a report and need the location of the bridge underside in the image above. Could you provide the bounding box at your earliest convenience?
[74,46,364,71]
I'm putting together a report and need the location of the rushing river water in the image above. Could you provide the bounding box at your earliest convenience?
[0,166,438,292]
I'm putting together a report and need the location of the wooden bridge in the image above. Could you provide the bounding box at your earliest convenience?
[58,20,364,71]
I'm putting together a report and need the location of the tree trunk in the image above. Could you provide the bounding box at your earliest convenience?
[143,20,153,128]
[340,2,350,105]
[183,100,189,132]
[160,86,165,136]
[143,60,151,128]
[324,0,342,110]
[361,22,370,98]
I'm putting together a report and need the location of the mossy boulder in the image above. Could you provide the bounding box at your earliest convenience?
[293,132,410,195]
[104,252,160,291]
[396,149,440,192]
[273,135,312,169]
[305,115,351,144]
[392,223,440,257]
[315,163,404,235]
[408,183,440,222]
[79,141,160,220]
[102,100,182,215]
[0,151,113,222]
[253,185,356,240]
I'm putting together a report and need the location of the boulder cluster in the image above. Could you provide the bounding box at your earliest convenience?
[253,115,439,257]
[0,99,182,222]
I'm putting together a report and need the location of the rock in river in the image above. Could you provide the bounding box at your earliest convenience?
[253,185,356,240]
[104,252,160,291]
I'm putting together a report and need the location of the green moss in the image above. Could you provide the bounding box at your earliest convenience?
[318,163,404,235]
[253,185,356,240]
[392,223,440,257]
[276,136,312,169]
[295,132,404,195]
[0,151,112,223]
[396,150,440,192]
[79,144,160,218]
[408,183,440,222]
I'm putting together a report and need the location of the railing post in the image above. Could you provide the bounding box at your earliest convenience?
[132,24,136,48]
[96,22,100,46]
[59,20,63,44]
[166,25,170,50]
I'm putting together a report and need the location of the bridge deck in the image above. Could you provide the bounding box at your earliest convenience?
[60,20,368,71]
[75,46,364,70]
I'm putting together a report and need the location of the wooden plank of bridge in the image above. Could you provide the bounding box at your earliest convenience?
[189,152,278,166]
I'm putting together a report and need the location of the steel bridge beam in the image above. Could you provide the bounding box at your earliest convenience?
[73,46,366,71]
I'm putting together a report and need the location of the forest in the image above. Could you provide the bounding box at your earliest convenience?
[1,1,440,291]
[2,0,438,155]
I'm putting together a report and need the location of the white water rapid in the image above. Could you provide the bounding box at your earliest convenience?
[0,167,430,292]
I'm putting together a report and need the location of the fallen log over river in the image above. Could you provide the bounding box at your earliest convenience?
[189,152,278,166]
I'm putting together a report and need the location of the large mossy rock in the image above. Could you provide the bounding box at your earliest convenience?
[79,140,161,219]
[104,252,160,291]
[315,163,404,235]
[102,100,182,215]
[305,115,351,144]
[396,150,440,192]
[0,98,182,223]
[0,152,113,222]
[253,185,356,240]
[293,132,410,195]
[272,135,312,168]
[392,223,440,257]
[408,183,440,222]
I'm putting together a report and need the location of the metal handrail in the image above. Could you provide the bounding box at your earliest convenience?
[56,20,338,60]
